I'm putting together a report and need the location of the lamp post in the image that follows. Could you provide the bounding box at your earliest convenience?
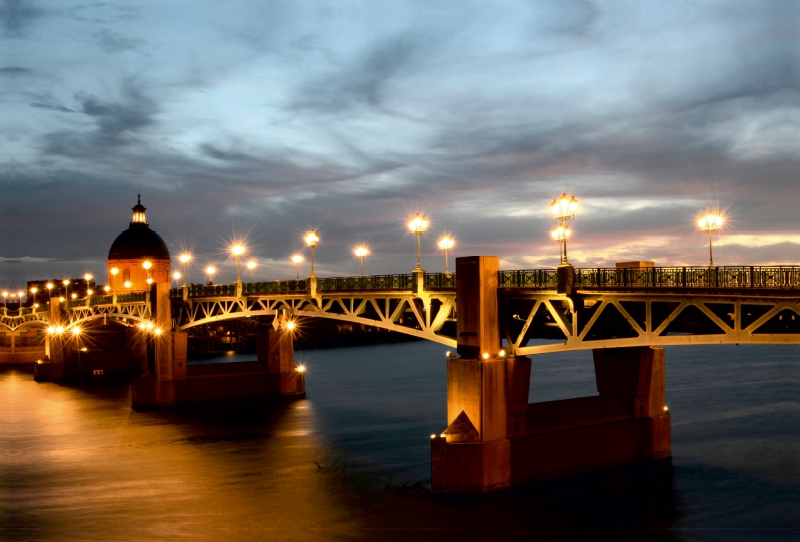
[179,253,191,287]
[46,282,53,300]
[305,231,319,277]
[551,225,571,262]
[2,291,7,309]
[205,266,216,285]
[409,213,428,270]
[30,287,37,307]
[110,268,118,292]
[172,272,181,287]
[354,246,369,276]
[17,290,24,308]
[63,279,70,300]
[291,254,304,280]
[232,244,245,282]
[438,236,454,275]
[698,210,724,267]
[247,261,257,282]
[550,193,578,264]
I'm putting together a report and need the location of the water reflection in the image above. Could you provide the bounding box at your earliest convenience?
[1,341,797,541]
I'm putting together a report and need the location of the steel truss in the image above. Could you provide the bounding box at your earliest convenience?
[173,292,458,347]
[501,291,800,356]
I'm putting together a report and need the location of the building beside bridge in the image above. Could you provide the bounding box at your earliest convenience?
[107,196,171,293]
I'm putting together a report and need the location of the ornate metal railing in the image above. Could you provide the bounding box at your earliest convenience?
[115,292,147,303]
[500,266,800,289]
[424,272,456,290]
[499,269,558,288]
[243,280,308,295]
[90,295,114,305]
[317,274,414,292]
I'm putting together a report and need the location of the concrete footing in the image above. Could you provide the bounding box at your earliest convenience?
[431,347,671,493]
[132,323,304,409]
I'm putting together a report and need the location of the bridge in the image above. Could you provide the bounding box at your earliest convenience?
[4,264,799,352]
[4,259,799,493]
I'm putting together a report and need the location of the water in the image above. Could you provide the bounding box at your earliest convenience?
[1,342,798,541]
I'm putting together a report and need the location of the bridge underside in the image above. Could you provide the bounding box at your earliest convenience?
[172,293,458,347]
[502,291,800,355]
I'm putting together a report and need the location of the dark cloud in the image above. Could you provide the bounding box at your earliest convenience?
[93,28,143,54]
[40,81,157,155]
[0,66,31,74]
[0,0,43,37]
[290,36,422,113]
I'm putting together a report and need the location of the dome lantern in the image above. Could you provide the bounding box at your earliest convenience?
[132,194,148,225]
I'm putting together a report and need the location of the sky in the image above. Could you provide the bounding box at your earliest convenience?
[1,0,797,289]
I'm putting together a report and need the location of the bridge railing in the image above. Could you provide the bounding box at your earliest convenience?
[499,269,558,288]
[317,274,414,292]
[498,266,800,289]
[424,272,456,289]
[243,280,308,295]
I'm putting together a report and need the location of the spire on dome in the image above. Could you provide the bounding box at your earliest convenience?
[132,195,148,225]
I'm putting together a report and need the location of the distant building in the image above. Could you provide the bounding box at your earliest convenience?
[26,278,96,302]
[106,196,171,292]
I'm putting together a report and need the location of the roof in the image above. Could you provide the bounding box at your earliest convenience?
[108,223,170,261]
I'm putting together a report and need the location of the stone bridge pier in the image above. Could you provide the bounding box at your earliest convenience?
[431,256,671,492]
[132,283,304,408]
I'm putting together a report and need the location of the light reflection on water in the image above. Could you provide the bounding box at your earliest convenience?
[1,342,798,541]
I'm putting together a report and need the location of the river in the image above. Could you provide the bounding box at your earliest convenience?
[1,342,797,541]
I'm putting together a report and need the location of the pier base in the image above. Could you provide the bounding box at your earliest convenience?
[132,325,304,409]
[431,346,671,492]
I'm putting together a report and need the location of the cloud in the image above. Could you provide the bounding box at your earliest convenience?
[290,35,422,113]
[0,0,44,38]
[0,66,31,74]
[93,28,143,54]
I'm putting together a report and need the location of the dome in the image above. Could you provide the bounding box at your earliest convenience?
[107,196,171,261]
[108,224,171,260]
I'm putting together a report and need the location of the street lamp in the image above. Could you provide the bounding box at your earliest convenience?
[63,279,70,300]
[172,271,181,287]
[550,193,578,264]
[247,260,257,282]
[305,231,319,276]
[291,254,304,280]
[551,225,572,262]
[231,244,245,282]
[2,291,7,309]
[698,210,724,267]
[179,253,191,287]
[46,282,54,300]
[408,213,428,270]
[438,236,454,275]
[30,287,37,306]
[354,246,369,276]
[205,266,216,285]
[17,290,24,307]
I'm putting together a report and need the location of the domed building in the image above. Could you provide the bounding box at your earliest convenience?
[107,196,171,292]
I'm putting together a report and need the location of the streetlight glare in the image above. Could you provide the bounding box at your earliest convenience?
[698,210,724,267]
[247,261,257,270]
[354,246,369,257]
[206,266,216,275]
[232,244,245,256]
[173,271,181,280]
[110,268,119,276]
[438,236,454,250]
[72,327,81,336]
[408,213,428,233]
[292,254,304,264]
[62,279,70,286]
[124,281,132,288]
[179,253,192,264]
[305,230,319,247]
[142,260,152,270]
[46,283,53,290]
[550,193,578,263]
[84,273,93,281]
